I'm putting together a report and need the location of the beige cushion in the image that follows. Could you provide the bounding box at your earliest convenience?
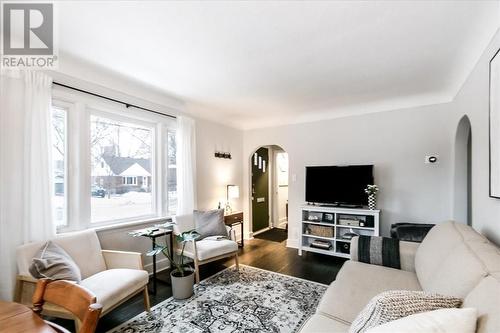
[366,308,477,333]
[317,261,421,323]
[415,221,498,298]
[80,268,148,312]
[463,274,500,333]
[184,237,238,261]
[29,241,82,282]
[17,229,106,279]
[300,314,349,333]
[349,290,462,333]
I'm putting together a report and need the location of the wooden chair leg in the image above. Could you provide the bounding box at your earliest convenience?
[194,259,200,284]
[143,287,150,312]
[234,253,239,270]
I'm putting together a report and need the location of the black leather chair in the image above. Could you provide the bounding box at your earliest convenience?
[390,223,435,243]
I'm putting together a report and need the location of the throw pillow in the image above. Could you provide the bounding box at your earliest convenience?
[366,308,477,333]
[349,290,462,333]
[29,241,82,282]
[193,209,228,239]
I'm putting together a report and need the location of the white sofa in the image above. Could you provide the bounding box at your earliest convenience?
[300,221,500,333]
[15,229,150,327]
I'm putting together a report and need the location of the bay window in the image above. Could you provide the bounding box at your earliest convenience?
[51,88,177,232]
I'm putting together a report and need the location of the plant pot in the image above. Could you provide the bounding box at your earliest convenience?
[170,269,194,299]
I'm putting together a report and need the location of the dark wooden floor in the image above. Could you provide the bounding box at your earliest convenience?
[56,234,347,332]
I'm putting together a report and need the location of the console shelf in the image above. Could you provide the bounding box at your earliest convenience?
[299,204,380,258]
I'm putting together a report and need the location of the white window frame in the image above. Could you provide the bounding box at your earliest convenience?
[53,87,177,232]
[51,103,69,228]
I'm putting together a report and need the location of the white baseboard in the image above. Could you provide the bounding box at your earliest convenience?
[286,238,299,249]
[144,257,170,274]
[252,227,271,236]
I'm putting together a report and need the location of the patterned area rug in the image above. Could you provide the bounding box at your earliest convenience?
[109,265,327,333]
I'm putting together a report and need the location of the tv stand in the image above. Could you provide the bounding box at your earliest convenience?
[299,204,380,258]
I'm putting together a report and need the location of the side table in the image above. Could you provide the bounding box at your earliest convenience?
[224,212,244,247]
[129,227,173,295]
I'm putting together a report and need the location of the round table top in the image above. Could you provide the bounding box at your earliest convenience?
[0,300,57,333]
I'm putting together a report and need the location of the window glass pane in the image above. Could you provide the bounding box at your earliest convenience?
[52,107,67,227]
[167,130,177,215]
[90,115,154,223]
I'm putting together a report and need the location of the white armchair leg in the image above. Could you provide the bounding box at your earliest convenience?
[234,253,239,270]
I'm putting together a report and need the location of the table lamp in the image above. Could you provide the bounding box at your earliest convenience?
[225,185,240,214]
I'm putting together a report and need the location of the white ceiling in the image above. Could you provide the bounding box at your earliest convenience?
[57,1,500,129]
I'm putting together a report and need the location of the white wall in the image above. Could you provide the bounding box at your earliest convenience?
[243,103,456,246]
[242,29,500,247]
[448,28,500,245]
[195,118,244,212]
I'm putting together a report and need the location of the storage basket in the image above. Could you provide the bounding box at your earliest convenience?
[307,225,334,238]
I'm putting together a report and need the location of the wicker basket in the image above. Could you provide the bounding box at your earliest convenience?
[307,225,334,238]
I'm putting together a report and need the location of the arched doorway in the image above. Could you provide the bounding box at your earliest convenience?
[454,115,472,226]
[250,145,289,243]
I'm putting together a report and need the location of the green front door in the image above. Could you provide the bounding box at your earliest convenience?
[252,147,269,232]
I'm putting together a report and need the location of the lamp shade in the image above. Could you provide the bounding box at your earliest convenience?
[227,185,240,199]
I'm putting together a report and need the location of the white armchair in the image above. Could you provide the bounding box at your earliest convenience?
[15,229,150,329]
[173,214,239,283]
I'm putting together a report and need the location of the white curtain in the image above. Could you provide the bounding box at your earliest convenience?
[176,116,196,215]
[0,71,55,300]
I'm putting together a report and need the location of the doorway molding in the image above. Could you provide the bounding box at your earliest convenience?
[453,115,472,226]
[247,144,289,240]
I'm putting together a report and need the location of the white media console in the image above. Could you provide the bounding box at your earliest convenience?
[299,204,380,258]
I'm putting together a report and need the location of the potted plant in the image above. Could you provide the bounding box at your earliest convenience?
[364,184,379,210]
[146,230,200,299]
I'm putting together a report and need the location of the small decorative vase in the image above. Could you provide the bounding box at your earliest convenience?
[368,194,377,210]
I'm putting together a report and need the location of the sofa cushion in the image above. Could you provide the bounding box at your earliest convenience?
[80,268,148,313]
[184,237,238,261]
[463,274,500,333]
[415,221,497,298]
[300,314,349,333]
[17,229,107,279]
[366,308,477,333]
[29,241,82,282]
[317,261,421,323]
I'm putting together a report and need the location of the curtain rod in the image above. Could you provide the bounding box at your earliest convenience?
[52,82,177,119]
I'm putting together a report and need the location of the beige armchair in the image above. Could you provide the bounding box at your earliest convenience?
[173,214,239,283]
[15,229,150,330]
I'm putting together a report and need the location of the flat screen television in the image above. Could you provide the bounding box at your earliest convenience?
[305,165,374,206]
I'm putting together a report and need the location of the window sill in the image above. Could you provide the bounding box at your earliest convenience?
[57,216,173,234]
[93,216,173,232]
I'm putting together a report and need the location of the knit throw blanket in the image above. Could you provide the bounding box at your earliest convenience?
[358,236,400,269]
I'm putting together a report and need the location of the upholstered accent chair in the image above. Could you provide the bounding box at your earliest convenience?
[173,214,239,283]
[16,229,150,329]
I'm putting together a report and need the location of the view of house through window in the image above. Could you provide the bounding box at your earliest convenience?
[52,107,67,227]
[90,115,154,223]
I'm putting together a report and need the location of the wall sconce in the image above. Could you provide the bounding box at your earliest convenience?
[215,151,232,159]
